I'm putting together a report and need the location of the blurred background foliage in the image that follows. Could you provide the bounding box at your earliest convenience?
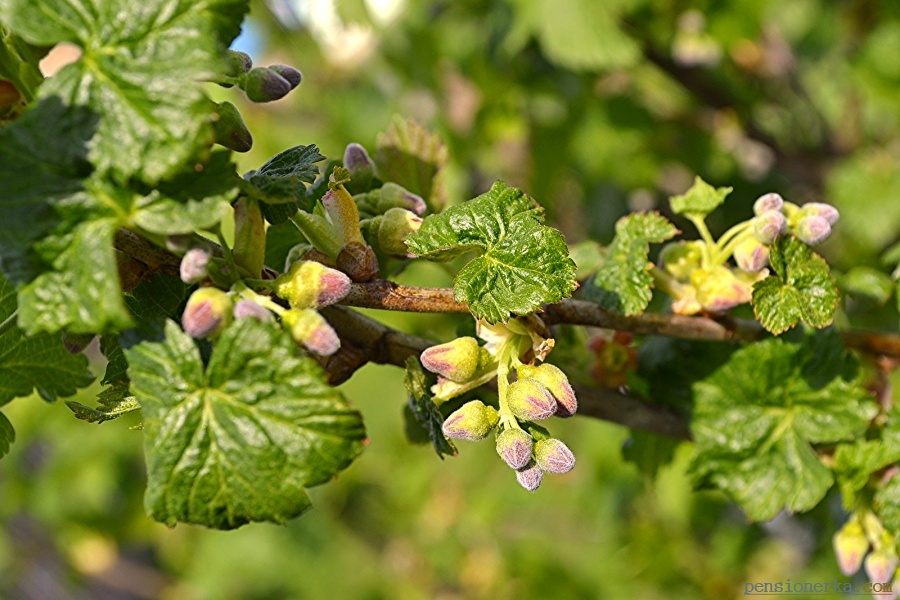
[2,0,898,598]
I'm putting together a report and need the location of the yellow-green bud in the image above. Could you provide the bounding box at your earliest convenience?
[534,438,575,473]
[753,210,786,244]
[182,287,233,339]
[833,518,869,576]
[281,308,340,356]
[496,428,534,469]
[507,378,557,421]
[377,208,423,256]
[732,237,769,273]
[274,260,351,309]
[442,400,499,442]
[692,266,752,313]
[515,461,543,492]
[518,363,577,418]
[794,215,832,245]
[373,182,426,215]
[421,337,482,383]
[660,241,704,282]
[865,549,898,585]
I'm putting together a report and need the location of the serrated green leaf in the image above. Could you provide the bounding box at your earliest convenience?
[0,273,94,404]
[126,319,366,529]
[375,117,448,213]
[2,0,249,183]
[66,395,140,424]
[406,181,576,323]
[403,356,456,458]
[243,144,325,224]
[0,411,13,459]
[840,266,894,305]
[586,212,678,315]
[752,236,839,334]
[688,331,877,521]
[669,176,732,219]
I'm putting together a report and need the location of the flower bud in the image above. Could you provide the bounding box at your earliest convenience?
[224,50,252,77]
[794,215,832,245]
[506,378,557,421]
[267,64,302,89]
[421,337,482,383]
[733,237,769,273]
[242,67,292,103]
[496,428,534,469]
[61,331,95,354]
[534,438,575,474]
[833,518,870,576]
[518,363,577,418]
[692,266,753,313]
[233,198,266,278]
[233,299,273,322]
[441,400,499,442]
[180,246,211,284]
[659,241,703,282]
[212,101,252,152]
[343,143,375,193]
[753,210,786,244]
[336,241,380,282]
[800,202,839,225]
[281,308,340,356]
[182,287,233,339]
[753,192,784,215]
[373,182,426,216]
[515,461,544,492]
[274,260,352,309]
[865,550,898,585]
[377,208,423,256]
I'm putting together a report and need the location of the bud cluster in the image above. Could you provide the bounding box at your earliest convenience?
[832,510,898,590]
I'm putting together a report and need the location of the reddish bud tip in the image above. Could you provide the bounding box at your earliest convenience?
[506,378,557,421]
[865,550,897,585]
[534,438,575,473]
[441,400,499,442]
[421,337,482,382]
[753,210,786,245]
[281,308,341,356]
[343,143,374,172]
[733,238,769,273]
[496,428,534,469]
[800,202,839,225]
[515,461,544,492]
[520,363,578,417]
[274,261,352,309]
[753,193,784,215]
[833,519,869,576]
[794,215,832,245]
[182,287,233,339]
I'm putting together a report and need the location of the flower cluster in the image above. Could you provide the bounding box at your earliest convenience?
[655,193,840,315]
[833,510,898,588]
[422,319,577,492]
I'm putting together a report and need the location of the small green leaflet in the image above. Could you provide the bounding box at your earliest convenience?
[586,212,678,315]
[752,236,839,335]
[0,411,13,459]
[2,0,249,183]
[126,319,366,529]
[243,144,325,224]
[833,421,900,510]
[688,331,877,522]
[0,273,94,406]
[403,356,457,458]
[406,181,577,323]
[670,176,732,219]
[375,117,449,213]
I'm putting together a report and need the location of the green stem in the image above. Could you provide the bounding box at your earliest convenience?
[0,309,19,338]
[714,220,753,254]
[687,215,715,268]
[715,229,756,267]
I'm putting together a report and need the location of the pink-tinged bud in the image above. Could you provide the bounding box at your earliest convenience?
[833,519,870,576]
[506,378,557,421]
[800,202,839,225]
[61,331,95,354]
[233,299,273,322]
[421,337,482,383]
[374,182,427,215]
[753,193,784,215]
[182,287,233,339]
[274,260,352,309]
[267,64,302,89]
[534,438,576,474]
[865,550,898,585]
[794,215,832,245]
[323,185,365,247]
[659,241,703,282]
[441,400,499,442]
[518,363,577,418]
[496,428,534,469]
[378,208,423,256]
[180,246,211,284]
[753,210,786,244]
[515,461,543,492]
[344,143,374,172]
[733,238,769,273]
[692,266,753,313]
[242,67,292,103]
[336,241,380,282]
[281,308,340,356]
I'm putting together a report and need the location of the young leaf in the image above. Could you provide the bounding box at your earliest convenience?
[3,0,249,183]
[752,236,839,335]
[375,117,449,213]
[0,26,46,109]
[406,181,577,323]
[403,356,457,458]
[669,176,732,219]
[0,273,94,404]
[585,212,678,315]
[126,319,366,529]
[875,475,900,533]
[834,424,900,509]
[243,144,325,224]
[689,331,877,522]
[0,411,13,459]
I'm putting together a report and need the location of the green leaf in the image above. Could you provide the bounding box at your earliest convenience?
[66,394,141,424]
[406,181,577,323]
[2,0,249,183]
[875,476,900,533]
[669,176,733,219]
[243,144,325,224]
[0,25,46,108]
[403,356,457,458]
[126,319,366,529]
[585,212,679,315]
[752,236,840,335]
[839,266,894,305]
[265,221,306,271]
[834,430,900,509]
[0,411,13,459]
[0,273,94,404]
[375,117,449,213]
[688,331,877,521]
